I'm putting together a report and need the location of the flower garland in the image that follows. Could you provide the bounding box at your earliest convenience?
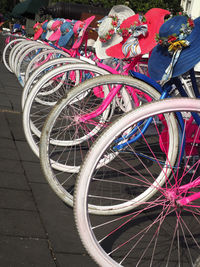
[99,15,119,43]
[155,17,194,54]
[118,15,147,37]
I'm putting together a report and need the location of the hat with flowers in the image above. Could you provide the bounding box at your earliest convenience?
[33,20,48,40]
[148,15,200,85]
[48,19,65,41]
[72,16,95,49]
[106,8,170,59]
[94,5,135,59]
[58,21,74,47]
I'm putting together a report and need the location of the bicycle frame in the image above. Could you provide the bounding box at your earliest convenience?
[176,180,200,206]
[39,55,149,122]
[76,67,200,169]
[86,68,197,124]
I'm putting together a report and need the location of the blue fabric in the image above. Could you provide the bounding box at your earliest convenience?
[12,23,21,33]
[148,16,200,81]
[41,21,48,40]
[58,21,74,47]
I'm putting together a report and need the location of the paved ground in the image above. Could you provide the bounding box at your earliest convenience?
[0,34,97,266]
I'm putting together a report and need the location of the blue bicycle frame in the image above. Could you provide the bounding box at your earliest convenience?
[113,68,200,157]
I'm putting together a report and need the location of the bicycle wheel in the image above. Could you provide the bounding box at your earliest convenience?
[39,74,162,207]
[24,52,97,84]
[9,40,36,73]
[2,38,25,72]
[23,49,70,83]
[15,44,54,84]
[74,97,200,266]
[22,63,111,157]
[21,57,84,108]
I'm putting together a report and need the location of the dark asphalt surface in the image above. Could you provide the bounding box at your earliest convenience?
[0,34,97,267]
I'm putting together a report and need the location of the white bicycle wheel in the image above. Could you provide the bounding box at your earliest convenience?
[21,57,84,108]
[39,74,162,207]
[74,98,200,266]
[22,63,111,157]
[23,49,70,83]
[2,38,25,72]
[9,40,37,73]
[15,44,54,84]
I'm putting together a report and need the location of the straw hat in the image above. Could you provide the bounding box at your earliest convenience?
[33,22,42,40]
[94,5,135,59]
[33,20,48,40]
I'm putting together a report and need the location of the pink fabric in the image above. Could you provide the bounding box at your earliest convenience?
[73,20,82,35]
[51,20,62,31]
[48,28,61,41]
[33,22,40,29]
[34,28,43,40]
[33,20,48,40]
[72,16,95,49]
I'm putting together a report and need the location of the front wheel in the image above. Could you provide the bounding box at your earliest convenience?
[39,74,162,208]
[74,98,200,266]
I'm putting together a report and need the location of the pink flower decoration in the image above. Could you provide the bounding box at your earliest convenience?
[112,21,117,27]
[108,29,115,35]
[106,34,112,40]
[122,29,129,37]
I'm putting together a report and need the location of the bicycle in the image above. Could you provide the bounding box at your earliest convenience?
[21,11,152,156]
[74,97,200,266]
[73,14,200,266]
[38,61,200,207]
[22,8,168,208]
[23,54,148,155]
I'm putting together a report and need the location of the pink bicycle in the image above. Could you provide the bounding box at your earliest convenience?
[74,97,200,266]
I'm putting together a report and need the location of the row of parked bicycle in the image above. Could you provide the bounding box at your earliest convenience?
[2,5,200,266]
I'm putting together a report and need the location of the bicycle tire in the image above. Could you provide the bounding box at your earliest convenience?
[15,44,54,83]
[2,38,25,72]
[9,40,36,73]
[23,49,70,83]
